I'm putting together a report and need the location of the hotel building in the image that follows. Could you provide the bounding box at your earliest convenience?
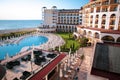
[76,0,120,80]
[42,6,82,32]
[76,0,120,43]
[56,9,81,32]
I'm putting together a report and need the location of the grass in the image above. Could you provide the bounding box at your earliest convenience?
[55,32,80,53]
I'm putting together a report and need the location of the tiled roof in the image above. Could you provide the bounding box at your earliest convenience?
[29,53,66,80]
[77,26,120,34]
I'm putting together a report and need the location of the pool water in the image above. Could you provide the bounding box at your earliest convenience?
[0,36,48,60]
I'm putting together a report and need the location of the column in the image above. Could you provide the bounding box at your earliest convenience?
[45,75,48,80]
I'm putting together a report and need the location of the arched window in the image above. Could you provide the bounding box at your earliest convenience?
[109,14,116,30]
[94,32,99,39]
[101,26,105,29]
[66,26,68,29]
[63,26,64,28]
[95,25,98,28]
[116,37,120,42]
[96,15,99,18]
[88,31,92,37]
[83,30,86,35]
[101,14,106,29]
[110,14,116,18]
[102,36,115,42]
[95,15,99,24]
[91,15,93,18]
[102,14,106,18]
[102,20,106,24]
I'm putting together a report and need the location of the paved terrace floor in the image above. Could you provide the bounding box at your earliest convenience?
[28,45,109,80]
[55,46,109,80]
[29,53,66,80]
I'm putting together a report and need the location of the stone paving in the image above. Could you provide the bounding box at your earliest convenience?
[56,46,108,80]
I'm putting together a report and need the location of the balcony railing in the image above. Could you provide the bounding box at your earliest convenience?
[110,1,120,4]
[109,27,114,30]
[102,2,109,5]
[102,10,108,12]
[96,10,100,12]
[110,8,117,11]
[110,18,116,20]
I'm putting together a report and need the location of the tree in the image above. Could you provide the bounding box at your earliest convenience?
[79,37,89,47]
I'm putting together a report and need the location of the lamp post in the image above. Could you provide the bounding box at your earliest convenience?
[31,45,34,74]
[59,68,63,80]
[59,46,61,52]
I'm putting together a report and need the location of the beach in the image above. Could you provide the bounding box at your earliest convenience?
[0,27,37,34]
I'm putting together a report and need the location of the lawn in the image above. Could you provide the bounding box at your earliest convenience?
[55,32,80,53]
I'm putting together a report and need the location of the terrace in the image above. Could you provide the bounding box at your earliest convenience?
[3,50,60,80]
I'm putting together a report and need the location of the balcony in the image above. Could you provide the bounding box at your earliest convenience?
[102,24,105,26]
[110,22,115,25]
[102,18,106,20]
[109,26,114,30]
[102,22,105,25]
[95,22,98,24]
[110,0,119,5]
[96,17,98,20]
[95,25,98,28]
[102,1,109,6]
[110,17,116,20]
[110,6,117,11]
[96,10,100,12]
[101,26,105,29]
[118,26,120,31]
[52,19,57,20]
[91,10,94,13]
[102,9,108,12]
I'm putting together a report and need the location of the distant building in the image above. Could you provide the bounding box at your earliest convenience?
[76,0,120,43]
[42,6,57,28]
[56,9,81,32]
[42,6,82,32]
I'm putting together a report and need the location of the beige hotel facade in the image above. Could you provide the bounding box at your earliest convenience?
[42,0,120,42]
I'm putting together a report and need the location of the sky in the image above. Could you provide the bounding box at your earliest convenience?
[0,0,89,20]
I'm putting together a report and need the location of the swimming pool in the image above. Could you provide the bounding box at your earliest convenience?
[0,36,48,60]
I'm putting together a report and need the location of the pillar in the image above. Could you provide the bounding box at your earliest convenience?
[45,75,48,80]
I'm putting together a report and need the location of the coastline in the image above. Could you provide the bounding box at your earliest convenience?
[0,27,37,34]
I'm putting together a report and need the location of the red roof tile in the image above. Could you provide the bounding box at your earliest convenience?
[77,26,120,34]
[29,53,66,80]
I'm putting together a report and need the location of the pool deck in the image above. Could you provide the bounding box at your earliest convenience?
[0,33,65,65]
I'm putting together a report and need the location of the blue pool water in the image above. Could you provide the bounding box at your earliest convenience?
[0,36,48,60]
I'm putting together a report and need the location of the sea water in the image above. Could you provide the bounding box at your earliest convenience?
[0,20,43,30]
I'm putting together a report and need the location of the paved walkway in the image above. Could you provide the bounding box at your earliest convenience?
[56,46,108,80]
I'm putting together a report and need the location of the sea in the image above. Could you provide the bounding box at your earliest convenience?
[0,20,43,30]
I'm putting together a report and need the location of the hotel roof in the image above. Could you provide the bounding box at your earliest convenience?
[77,26,120,34]
[29,53,66,80]
[58,9,80,13]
